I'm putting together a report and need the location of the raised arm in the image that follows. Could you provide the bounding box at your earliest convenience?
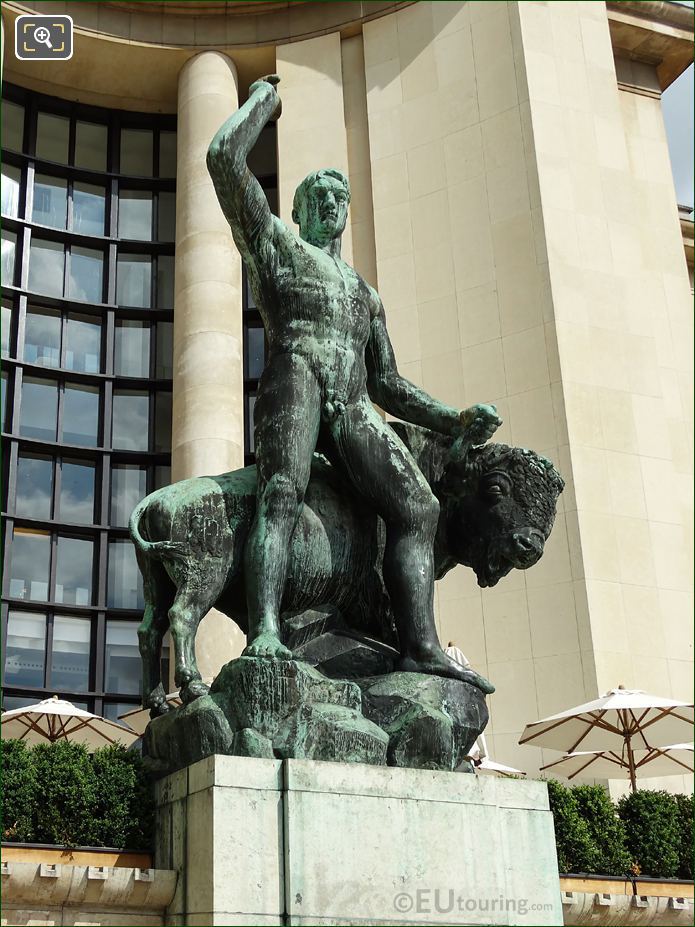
[206,74,280,262]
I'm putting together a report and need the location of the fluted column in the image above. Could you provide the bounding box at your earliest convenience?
[173,51,246,679]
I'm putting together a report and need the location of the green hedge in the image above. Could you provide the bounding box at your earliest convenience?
[547,778,694,880]
[1,740,154,850]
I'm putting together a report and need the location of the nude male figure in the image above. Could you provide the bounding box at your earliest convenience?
[207,74,499,686]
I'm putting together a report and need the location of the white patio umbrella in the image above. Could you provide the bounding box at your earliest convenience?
[118,692,182,735]
[540,743,694,782]
[519,686,694,790]
[1,696,138,750]
[466,745,527,778]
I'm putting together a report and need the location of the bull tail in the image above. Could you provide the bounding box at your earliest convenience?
[129,497,189,563]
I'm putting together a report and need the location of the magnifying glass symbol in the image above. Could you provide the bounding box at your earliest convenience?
[33,26,53,49]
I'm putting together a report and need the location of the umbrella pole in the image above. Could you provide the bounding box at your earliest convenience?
[626,734,637,792]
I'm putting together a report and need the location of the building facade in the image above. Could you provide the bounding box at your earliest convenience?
[1,0,692,789]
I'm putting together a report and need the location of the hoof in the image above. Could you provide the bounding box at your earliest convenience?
[180,678,210,705]
[147,684,173,718]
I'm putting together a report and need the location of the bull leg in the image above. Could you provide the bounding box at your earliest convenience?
[137,556,175,716]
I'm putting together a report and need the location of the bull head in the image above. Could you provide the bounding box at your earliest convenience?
[441,442,565,588]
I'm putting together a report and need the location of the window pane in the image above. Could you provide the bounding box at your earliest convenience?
[36,112,70,164]
[24,307,61,368]
[155,322,173,378]
[1,371,8,431]
[55,536,93,605]
[120,129,153,176]
[19,378,57,441]
[2,230,17,285]
[9,528,51,601]
[244,275,256,310]
[2,300,12,356]
[4,611,46,688]
[247,394,257,453]
[69,247,103,303]
[107,541,144,611]
[73,183,105,236]
[119,190,152,240]
[247,327,265,378]
[159,131,176,177]
[28,238,64,297]
[103,701,139,726]
[51,616,91,692]
[112,391,148,450]
[105,620,140,695]
[16,455,53,519]
[1,164,21,218]
[62,383,99,446]
[33,174,67,229]
[154,391,172,452]
[114,321,150,377]
[156,255,173,309]
[157,192,175,241]
[65,314,100,373]
[59,459,95,524]
[111,465,147,527]
[117,254,151,308]
[154,466,170,489]
[75,121,107,172]
[2,101,25,152]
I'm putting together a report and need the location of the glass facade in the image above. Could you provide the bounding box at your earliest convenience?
[1,86,174,719]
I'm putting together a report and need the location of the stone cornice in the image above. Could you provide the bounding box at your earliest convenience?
[607,0,694,89]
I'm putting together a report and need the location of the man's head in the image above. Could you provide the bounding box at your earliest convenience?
[292,169,350,246]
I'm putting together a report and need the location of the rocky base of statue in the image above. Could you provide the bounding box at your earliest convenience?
[143,650,488,778]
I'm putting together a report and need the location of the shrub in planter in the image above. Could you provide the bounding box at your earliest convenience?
[546,779,600,874]
[618,789,680,878]
[571,784,631,876]
[88,744,154,850]
[31,740,98,847]
[1,740,37,842]
[673,793,694,880]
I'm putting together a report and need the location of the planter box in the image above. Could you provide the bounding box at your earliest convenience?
[1,843,153,870]
[559,874,693,926]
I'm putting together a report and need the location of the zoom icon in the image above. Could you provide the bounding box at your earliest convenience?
[15,15,73,61]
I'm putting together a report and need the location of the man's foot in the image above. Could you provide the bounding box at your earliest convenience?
[243,631,293,660]
[398,649,495,694]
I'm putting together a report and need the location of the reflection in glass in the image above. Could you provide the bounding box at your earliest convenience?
[117,254,151,308]
[2,696,43,712]
[69,247,103,303]
[111,465,147,527]
[2,301,11,355]
[159,131,177,177]
[2,101,24,152]
[62,383,99,446]
[28,238,64,297]
[104,701,139,726]
[155,322,173,378]
[157,192,175,241]
[156,255,174,309]
[247,327,265,378]
[154,392,172,452]
[114,321,150,377]
[120,129,153,176]
[24,307,61,367]
[51,616,91,692]
[1,164,21,218]
[55,536,93,605]
[8,528,51,601]
[119,190,152,240]
[75,121,107,172]
[112,391,148,450]
[73,183,105,236]
[59,460,95,524]
[107,541,144,611]
[65,315,100,373]
[2,230,17,285]
[19,378,57,441]
[33,174,67,229]
[15,455,53,519]
[105,620,140,695]
[4,612,46,688]
[36,112,70,164]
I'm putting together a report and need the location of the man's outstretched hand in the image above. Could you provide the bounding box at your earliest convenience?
[249,73,282,118]
[458,403,502,445]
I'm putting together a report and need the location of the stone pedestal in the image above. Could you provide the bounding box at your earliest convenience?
[155,756,562,926]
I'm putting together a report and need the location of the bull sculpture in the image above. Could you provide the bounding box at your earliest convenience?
[130,420,564,716]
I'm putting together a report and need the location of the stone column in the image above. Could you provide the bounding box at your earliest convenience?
[173,51,246,679]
